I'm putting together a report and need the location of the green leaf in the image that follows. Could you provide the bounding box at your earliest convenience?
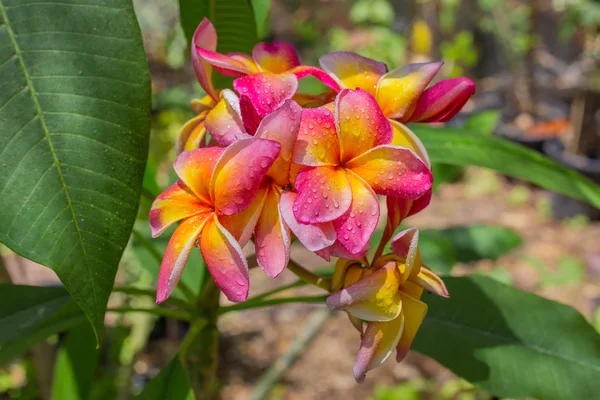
[414,276,600,399]
[179,0,258,54]
[251,0,271,38]
[0,284,86,366]
[464,110,500,136]
[51,322,99,400]
[0,0,151,342]
[136,355,194,400]
[413,125,600,209]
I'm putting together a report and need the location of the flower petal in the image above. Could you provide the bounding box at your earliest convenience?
[233,72,298,118]
[289,65,341,92]
[204,89,251,146]
[255,186,291,278]
[293,107,340,167]
[200,216,250,302]
[395,292,427,362]
[319,51,387,96]
[390,228,422,281]
[385,190,432,236]
[174,147,225,204]
[176,114,207,155]
[196,47,256,77]
[211,138,281,215]
[409,77,476,123]
[219,183,268,247]
[376,61,442,120]
[293,166,352,224]
[333,171,379,255]
[335,89,393,163]
[191,94,217,114]
[413,266,449,297]
[150,180,212,237]
[191,19,219,101]
[252,42,300,73]
[279,191,336,252]
[255,100,302,186]
[156,213,212,304]
[327,261,403,321]
[316,240,370,261]
[239,95,261,135]
[390,120,430,167]
[332,258,363,292]
[346,145,433,200]
[354,314,405,383]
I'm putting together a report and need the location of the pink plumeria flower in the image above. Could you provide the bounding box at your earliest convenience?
[192,18,339,120]
[327,228,448,383]
[282,88,433,259]
[149,138,280,303]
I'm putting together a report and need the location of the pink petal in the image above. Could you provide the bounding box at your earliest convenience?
[390,228,421,281]
[335,89,393,163]
[196,47,256,77]
[200,216,250,302]
[376,62,443,120]
[332,171,379,255]
[279,191,336,252]
[289,65,341,92]
[150,180,212,237]
[211,138,281,215]
[191,19,219,101]
[219,183,268,247]
[239,95,261,135]
[408,77,476,122]
[346,144,433,200]
[293,166,352,224]
[252,42,300,73]
[156,213,212,303]
[233,72,298,118]
[174,147,225,205]
[254,185,291,278]
[254,100,302,186]
[386,190,432,234]
[204,89,251,146]
[319,51,387,96]
[292,107,340,167]
[316,240,370,261]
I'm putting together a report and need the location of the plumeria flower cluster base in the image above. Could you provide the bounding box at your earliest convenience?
[150,18,474,382]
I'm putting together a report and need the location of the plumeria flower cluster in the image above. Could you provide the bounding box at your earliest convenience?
[150,18,474,381]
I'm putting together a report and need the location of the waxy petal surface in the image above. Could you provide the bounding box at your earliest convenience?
[333,171,379,255]
[220,184,267,247]
[293,166,352,224]
[255,186,291,278]
[376,62,442,120]
[316,240,370,262]
[191,19,218,100]
[174,147,225,205]
[239,95,261,135]
[346,145,432,200]
[390,120,430,167]
[396,293,427,362]
[409,77,475,122]
[204,90,251,146]
[196,47,255,77]
[289,65,341,92]
[354,314,405,383]
[293,107,340,167]
[327,262,403,322]
[233,72,298,118]
[319,52,387,95]
[200,216,250,302]
[385,190,432,234]
[176,114,207,155]
[413,267,449,297]
[335,89,393,163]
[255,100,302,186]
[212,138,280,215]
[252,42,300,73]
[150,180,211,237]
[390,228,422,281]
[156,213,212,304]
[279,191,336,252]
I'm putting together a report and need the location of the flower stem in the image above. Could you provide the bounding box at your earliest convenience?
[106,307,192,321]
[112,287,190,310]
[287,259,331,291]
[218,295,328,315]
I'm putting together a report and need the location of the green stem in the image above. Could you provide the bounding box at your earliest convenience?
[250,280,307,302]
[131,229,196,302]
[106,307,192,321]
[218,295,328,315]
[112,287,190,310]
[287,259,331,291]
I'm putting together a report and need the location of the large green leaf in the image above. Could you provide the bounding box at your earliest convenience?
[419,225,523,274]
[135,355,194,400]
[0,284,85,366]
[414,276,600,399]
[412,126,600,209]
[179,0,258,55]
[0,0,151,341]
[51,322,99,400]
[250,0,271,38]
